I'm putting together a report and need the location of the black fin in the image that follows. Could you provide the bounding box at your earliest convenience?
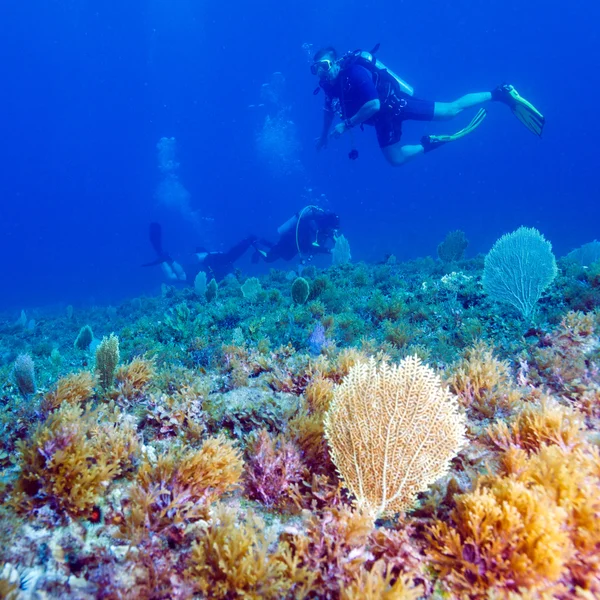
[149,222,164,257]
[369,42,380,55]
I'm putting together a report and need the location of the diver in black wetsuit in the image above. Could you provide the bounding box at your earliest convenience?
[253,206,340,263]
[142,222,188,281]
[194,236,257,281]
[143,223,256,282]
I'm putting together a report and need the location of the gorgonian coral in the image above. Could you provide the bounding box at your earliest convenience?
[325,356,466,518]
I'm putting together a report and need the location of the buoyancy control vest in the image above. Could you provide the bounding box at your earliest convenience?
[338,48,414,98]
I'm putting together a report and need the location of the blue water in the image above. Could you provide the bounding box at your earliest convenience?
[1,0,598,311]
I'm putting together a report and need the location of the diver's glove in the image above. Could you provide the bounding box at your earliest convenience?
[492,84,545,137]
[421,108,487,153]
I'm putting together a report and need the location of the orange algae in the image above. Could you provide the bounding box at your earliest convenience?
[118,434,243,543]
[40,370,96,414]
[13,402,139,517]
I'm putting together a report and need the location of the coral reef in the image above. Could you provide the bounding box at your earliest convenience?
[2,252,600,598]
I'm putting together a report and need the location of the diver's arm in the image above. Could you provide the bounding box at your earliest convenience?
[316,108,335,149]
[330,99,381,139]
[321,108,334,137]
[346,99,380,128]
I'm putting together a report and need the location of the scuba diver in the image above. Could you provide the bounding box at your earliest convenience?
[253,206,340,263]
[142,222,188,282]
[143,222,257,282]
[194,235,257,281]
[311,45,546,166]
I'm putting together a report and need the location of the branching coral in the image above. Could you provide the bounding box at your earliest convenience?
[13,402,139,517]
[243,429,303,508]
[119,435,243,543]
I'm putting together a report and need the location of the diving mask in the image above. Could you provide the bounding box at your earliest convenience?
[310,59,333,76]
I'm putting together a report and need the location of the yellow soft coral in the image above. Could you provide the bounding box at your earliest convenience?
[114,356,156,401]
[429,442,600,597]
[341,562,424,600]
[324,356,466,518]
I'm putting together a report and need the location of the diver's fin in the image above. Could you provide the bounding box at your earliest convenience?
[421,108,487,153]
[142,259,163,268]
[492,84,545,137]
[149,222,164,256]
[251,249,268,264]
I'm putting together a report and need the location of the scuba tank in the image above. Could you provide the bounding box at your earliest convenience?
[277,213,299,236]
[343,48,414,97]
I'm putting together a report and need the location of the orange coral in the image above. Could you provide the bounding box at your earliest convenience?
[41,371,95,413]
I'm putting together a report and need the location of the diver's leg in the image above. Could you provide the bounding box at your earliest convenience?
[381,143,425,167]
[225,236,258,264]
[377,114,426,166]
[433,92,492,120]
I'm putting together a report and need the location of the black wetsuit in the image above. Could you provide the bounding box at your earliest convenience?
[258,209,339,263]
[197,236,257,281]
[144,223,256,282]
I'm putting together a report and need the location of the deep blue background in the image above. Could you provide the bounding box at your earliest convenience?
[1,0,598,311]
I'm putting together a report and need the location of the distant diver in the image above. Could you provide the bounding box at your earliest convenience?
[311,44,545,166]
[142,222,188,282]
[194,235,258,281]
[253,206,340,263]
[143,222,257,282]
